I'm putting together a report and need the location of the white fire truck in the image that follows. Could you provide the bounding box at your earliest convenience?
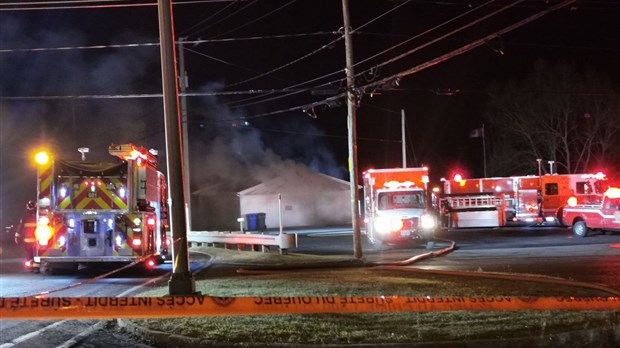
[441,172,608,228]
[31,144,169,273]
[362,167,437,249]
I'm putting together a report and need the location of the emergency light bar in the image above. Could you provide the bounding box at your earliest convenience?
[109,144,157,166]
[581,172,606,180]
[383,181,417,189]
[605,187,620,199]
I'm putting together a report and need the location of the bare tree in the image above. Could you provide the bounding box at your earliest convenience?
[484,60,620,176]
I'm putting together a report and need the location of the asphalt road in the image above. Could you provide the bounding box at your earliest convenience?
[0,224,618,347]
[0,237,211,348]
[289,225,620,290]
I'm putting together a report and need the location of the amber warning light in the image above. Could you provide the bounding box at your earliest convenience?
[34,151,50,165]
[567,196,578,207]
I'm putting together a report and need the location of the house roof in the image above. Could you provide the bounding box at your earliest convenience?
[238,166,351,196]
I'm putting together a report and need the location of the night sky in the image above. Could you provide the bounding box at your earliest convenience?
[1,0,619,226]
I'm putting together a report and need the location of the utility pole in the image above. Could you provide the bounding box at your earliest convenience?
[401,109,406,168]
[157,0,195,295]
[341,0,362,259]
[482,123,487,178]
[178,37,192,232]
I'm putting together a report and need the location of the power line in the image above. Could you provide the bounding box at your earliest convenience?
[0,0,245,11]
[361,0,577,96]
[225,0,500,109]
[185,0,258,38]
[0,87,321,101]
[208,0,298,39]
[231,0,577,121]
[353,0,526,90]
[221,1,416,106]
[220,34,344,89]
[352,0,495,71]
[0,32,339,54]
[178,0,239,36]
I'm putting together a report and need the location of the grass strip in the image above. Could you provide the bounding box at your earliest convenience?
[132,246,620,345]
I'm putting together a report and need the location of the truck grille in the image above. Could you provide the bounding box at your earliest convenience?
[402,217,419,230]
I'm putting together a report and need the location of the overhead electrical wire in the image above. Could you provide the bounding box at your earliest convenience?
[178,0,239,36]
[354,0,527,85]
[184,46,295,85]
[229,0,549,111]
[0,32,338,54]
[226,0,497,109]
[185,0,259,38]
[351,0,496,72]
[0,0,494,108]
[232,0,520,109]
[221,35,343,89]
[222,1,415,107]
[208,0,299,39]
[0,0,244,11]
[360,0,577,97]
[1,0,578,119]
[0,0,505,109]
[222,0,411,93]
[0,88,317,101]
[229,0,577,121]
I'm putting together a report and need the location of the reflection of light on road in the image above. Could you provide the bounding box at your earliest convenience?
[610,243,620,248]
[307,232,352,237]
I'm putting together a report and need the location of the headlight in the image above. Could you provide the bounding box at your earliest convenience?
[374,217,403,234]
[420,213,436,230]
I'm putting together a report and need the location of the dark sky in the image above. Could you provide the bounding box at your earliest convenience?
[1,0,619,225]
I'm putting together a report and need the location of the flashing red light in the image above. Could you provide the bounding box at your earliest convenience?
[131,238,142,247]
[392,219,404,232]
[24,260,32,268]
[147,218,156,226]
[453,174,463,182]
[165,238,171,247]
[146,259,156,268]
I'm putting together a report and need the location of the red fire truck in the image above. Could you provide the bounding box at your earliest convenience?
[31,144,169,273]
[362,167,437,249]
[441,172,608,228]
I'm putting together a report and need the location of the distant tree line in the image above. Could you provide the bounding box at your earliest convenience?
[483,60,620,179]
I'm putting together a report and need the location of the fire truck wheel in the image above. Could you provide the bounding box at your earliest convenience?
[572,220,589,238]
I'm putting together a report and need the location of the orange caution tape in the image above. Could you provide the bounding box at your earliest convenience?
[0,296,619,320]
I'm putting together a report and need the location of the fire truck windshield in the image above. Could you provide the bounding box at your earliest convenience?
[377,191,425,210]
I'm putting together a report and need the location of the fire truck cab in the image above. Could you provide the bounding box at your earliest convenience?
[363,168,437,250]
[31,144,169,273]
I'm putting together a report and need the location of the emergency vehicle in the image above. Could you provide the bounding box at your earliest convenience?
[441,172,608,228]
[561,187,620,237]
[31,144,169,273]
[362,167,437,249]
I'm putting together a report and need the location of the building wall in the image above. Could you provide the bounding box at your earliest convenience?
[240,190,351,229]
[192,192,240,231]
